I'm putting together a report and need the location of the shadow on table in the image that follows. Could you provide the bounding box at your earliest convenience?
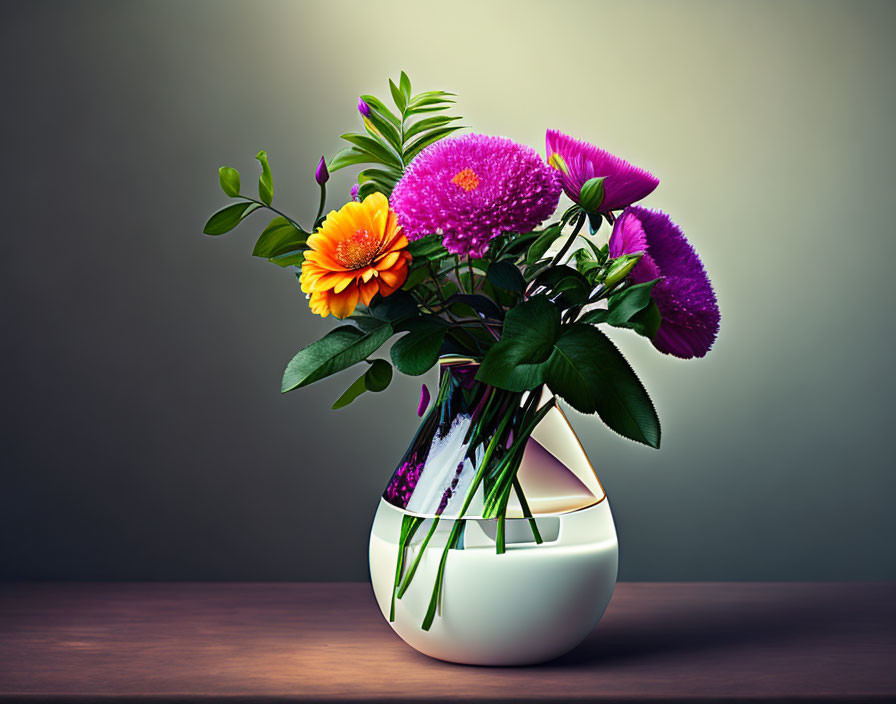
[549,584,874,669]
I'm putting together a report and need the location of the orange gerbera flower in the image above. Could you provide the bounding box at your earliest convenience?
[300,192,412,319]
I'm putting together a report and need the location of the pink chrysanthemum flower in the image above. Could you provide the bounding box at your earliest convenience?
[546,129,659,213]
[609,206,720,359]
[390,134,562,258]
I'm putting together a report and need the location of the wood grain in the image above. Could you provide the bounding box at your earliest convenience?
[0,582,894,702]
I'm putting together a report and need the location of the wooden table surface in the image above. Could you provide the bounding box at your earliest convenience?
[0,582,893,702]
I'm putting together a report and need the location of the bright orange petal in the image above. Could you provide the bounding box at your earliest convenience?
[359,278,379,305]
[360,267,378,283]
[374,251,402,271]
[332,272,360,294]
[378,264,408,293]
[326,285,360,319]
[303,250,349,272]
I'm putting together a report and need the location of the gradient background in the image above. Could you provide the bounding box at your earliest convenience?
[1,0,894,582]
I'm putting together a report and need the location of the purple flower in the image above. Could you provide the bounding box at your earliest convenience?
[609,206,719,359]
[545,130,659,213]
[315,156,329,186]
[390,134,562,258]
[417,384,430,417]
[350,183,360,202]
[357,98,371,118]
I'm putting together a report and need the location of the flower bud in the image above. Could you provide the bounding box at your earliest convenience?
[357,97,371,118]
[315,156,329,186]
[578,176,606,214]
[417,384,430,417]
[350,184,360,202]
[604,252,643,286]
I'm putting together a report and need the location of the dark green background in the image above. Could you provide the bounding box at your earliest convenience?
[2,0,894,580]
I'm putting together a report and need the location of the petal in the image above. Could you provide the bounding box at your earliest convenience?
[326,285,360,319]
[377,263,408,293]
[609,208,648,258]
[360,267,378,283]
[359,278,379,305]
[332,272,359,294]
[374,250,402,271]
[304,250,349,272]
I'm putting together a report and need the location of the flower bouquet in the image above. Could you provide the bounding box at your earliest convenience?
[204,73,719,664]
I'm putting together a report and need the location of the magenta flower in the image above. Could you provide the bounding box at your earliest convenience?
[545,129,659,213]
[609,206,719,359]
[390,134,561,258]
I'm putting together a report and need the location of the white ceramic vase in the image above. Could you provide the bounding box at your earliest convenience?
[368,371,618,666]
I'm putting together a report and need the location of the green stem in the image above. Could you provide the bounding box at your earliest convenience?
[496,512,506,555]
[314,183,327,227]
[483,396,554,516]
[513,477,543,544]
[242,197,309,235]
[396,516,441,599]
[550,212,586,266]
[390,515,424,621]
[421,519,464,631]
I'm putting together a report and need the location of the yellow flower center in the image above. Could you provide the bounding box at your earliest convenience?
[452,168,479,192]
[335,229,379,269]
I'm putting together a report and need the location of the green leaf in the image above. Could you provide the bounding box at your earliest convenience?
[390,318,448,376]
[399,72,412,102]
[331,358,393,409]
[526,225,563,264]
[360,95,401,127]
[348,313,385,333]
[476,296,561,391]
[448,294,503,320]
[256,150,273,206]
[486,260,525,294]
[252,216,308,259]
[332,373,369,409]
[546,324,660,447]
[403,115,463,140]
[579,308,610,325]
[533,265,591,306]
[606,279,660,325]
[281,324,393,393]
[328,148,381,172]
[218,167,240,197]
[339,133,401,169]
[477,300,661,446]
[406,234,447,259]
[403,126,464,161]
[363,110,403,152]
[407,90,455,108]
[202,201,260,235]
[365,358,393,392]
[498,230,543,259]
[267,250,305,268]
[358,167,402,188]
[616,299,662,339]
[407,95,455,108]
[389,79,407,112]
[402,264,430,290]
[369,290,419,322]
